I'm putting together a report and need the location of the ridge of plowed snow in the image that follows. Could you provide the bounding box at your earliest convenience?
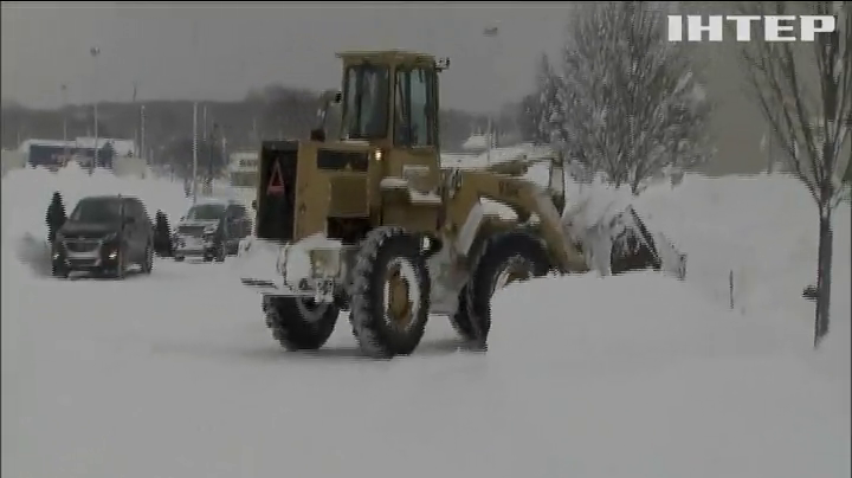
[1,164,190,243]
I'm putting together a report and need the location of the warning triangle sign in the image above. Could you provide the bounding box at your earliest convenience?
[266,161,285,196]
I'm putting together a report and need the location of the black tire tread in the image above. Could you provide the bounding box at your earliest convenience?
[349,226,431,358]
[263,296,340,351]
[451,230,551,346]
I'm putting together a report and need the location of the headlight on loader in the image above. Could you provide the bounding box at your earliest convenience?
[309,249,341,277]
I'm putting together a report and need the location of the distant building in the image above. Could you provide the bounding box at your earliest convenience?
[18,136,137,169]
[461,133,491,153]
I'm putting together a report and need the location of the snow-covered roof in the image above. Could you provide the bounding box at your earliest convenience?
[17,137,137,156]
[74,137,136,156]
[17,139,76,153]
[461,134,492,151]
[230,151,257,160]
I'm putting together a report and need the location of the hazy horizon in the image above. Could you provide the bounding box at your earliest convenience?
[1,1,575,113]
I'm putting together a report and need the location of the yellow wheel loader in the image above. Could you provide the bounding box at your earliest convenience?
[238,50,685,358]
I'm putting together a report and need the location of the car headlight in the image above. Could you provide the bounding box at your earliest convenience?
[102,232,117,242]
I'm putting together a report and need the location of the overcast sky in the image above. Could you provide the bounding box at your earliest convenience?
[1,1,574,113]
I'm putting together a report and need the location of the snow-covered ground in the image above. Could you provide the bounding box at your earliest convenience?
[2,164,849,478]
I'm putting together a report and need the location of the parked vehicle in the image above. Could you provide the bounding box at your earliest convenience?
[52,195,154,279]
[173,198,252,262]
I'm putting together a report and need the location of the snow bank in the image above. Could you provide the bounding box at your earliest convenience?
[555,173,850,322]
[1,165,194,274]
[635,173,851,319]
[2,165,190,241]
[2,164,849,478]
[488,273,849,478]
[491,272,810,363]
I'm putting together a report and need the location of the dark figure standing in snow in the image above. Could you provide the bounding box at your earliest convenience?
[184,178,191,198]
[46,191,67,244]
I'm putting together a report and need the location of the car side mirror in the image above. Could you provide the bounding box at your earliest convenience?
[251,200,257,211]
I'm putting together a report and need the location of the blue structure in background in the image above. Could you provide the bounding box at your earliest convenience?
[27,142,116,169]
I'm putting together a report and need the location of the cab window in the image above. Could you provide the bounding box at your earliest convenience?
[393,66,436,148]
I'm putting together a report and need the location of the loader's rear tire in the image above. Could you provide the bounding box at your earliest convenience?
[349,226,431,358]
[451,231,551,347]
[263,296,340,351]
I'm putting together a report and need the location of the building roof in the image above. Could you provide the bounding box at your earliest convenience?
[18,137,137,157]
[74,137,136,156]
[461,134,492,151]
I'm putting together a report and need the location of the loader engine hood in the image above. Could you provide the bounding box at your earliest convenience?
[255,140,373,245]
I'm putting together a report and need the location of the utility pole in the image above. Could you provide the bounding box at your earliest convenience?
[208,120,217,195]
[192,101,199,205]
[60,83,69,161]
[60,83,68,143]
[202,104,208,191]
[483,24,500,165]
[90,46,101,175]
[132,81,139,157]
[140,105,146,163]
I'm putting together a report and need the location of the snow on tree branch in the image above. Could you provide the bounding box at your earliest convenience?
[545,1,712,195]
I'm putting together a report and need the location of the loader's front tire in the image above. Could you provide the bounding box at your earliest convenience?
[349,226,431,358]
[451,231,551,347]
[263,296,340,351]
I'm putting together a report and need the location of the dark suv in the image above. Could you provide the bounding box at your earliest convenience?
[52,195,155,279]
[173,199,252,262]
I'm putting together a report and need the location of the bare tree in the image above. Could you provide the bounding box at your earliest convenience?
[733,1,850,347]
[555,1,712,194]
[533,53,565,146]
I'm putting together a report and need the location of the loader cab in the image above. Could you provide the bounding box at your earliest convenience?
[255,51,450,245]
[333,51,447,150]
[337,51,448,232]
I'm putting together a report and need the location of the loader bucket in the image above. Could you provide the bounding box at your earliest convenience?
[563,197,687,279]
[609,206,687,279]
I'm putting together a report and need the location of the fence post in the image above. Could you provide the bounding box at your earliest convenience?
[729,270,734,310]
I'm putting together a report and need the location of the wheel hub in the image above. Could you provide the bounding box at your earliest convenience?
[383,258,420,329]
[295,297,329,323]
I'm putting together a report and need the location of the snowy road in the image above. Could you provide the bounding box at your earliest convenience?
[2,165,849,478]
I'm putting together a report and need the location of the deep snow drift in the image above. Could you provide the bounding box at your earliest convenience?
[1,165,849,478]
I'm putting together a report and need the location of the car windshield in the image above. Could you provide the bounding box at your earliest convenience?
[186,204,225,221]
[341,64,389,140]
[70,199,122,224]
